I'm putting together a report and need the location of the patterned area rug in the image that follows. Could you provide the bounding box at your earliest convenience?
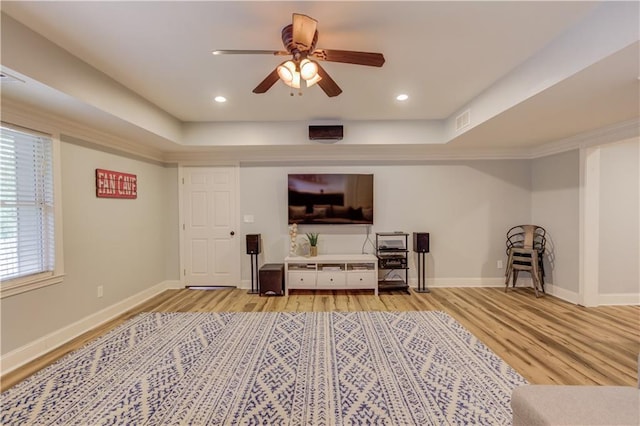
[2,311,526,425]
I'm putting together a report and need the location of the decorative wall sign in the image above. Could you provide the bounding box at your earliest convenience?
[96,169,137,199]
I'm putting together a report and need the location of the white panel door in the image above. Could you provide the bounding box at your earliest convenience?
[183,166,239,286]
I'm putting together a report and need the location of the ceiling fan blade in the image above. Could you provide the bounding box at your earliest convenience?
[315,63,342,97]
[292,13,318,50]
[252,68,280,94]
[311,49,385,67]
[213,50,288,56]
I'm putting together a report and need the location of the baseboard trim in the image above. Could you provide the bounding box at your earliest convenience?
[408,278,583,305]
[165,280,183,290]
[597,292,640,306]
[1,280,180,376]
[543,283,579,304]
[239,279,251,290]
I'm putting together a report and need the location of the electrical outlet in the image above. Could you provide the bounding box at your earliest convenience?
[97,285,104,298]
[497,260,503,269]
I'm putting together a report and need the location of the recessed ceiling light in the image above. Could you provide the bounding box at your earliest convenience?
[396,94,409,101]
[214,96,227,103]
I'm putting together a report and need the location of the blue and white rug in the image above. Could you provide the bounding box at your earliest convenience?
[1,311,526,425]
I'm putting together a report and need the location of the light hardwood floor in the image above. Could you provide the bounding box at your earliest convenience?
[2,287,639,391]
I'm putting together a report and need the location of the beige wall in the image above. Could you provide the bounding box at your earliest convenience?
[598,138,640,295]
[239,160,532,285]
[1,139,179,354]
[531,149,580,293]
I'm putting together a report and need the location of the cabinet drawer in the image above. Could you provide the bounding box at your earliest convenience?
[288,271,316,288]
[347,272,376,287]
[316,272,346,287]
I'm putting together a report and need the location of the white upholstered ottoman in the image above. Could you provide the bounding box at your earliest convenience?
[511,384,639,425]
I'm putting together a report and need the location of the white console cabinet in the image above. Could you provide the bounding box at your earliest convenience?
[285,254,378,296]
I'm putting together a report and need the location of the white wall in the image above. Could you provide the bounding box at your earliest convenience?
[239,160,532,286]
[598,138,640,295]
[0,139,179,355]
[532,150,580,297]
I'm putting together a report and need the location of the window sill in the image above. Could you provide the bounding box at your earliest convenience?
[0,273,65,299]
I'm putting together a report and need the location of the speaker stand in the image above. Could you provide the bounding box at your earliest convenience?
[415,252,430,293]
[248,253,259,294]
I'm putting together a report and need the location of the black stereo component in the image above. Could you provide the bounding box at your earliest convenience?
[379,257,407,269]
[413,232,430,253]
[309,125,344,141]
[246,234,262,254]
[259,263,284,296]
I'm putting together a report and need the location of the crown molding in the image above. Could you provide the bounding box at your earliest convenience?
[1,99,166,162]
[527,118,640,159]
[162,143,534,165]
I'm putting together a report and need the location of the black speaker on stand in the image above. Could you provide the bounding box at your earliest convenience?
[246,234,261,294]
[413,232,430,293]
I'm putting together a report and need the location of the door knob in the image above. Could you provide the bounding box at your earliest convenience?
[230,231,235,236]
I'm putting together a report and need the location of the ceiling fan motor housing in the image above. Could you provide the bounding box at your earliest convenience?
[281,24,318,57]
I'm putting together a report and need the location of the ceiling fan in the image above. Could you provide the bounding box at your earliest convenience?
[213,13,385,97]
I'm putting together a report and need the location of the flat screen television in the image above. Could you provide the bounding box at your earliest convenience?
[288,174,374,225]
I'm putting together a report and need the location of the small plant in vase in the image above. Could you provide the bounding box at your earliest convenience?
[306,233,319,257]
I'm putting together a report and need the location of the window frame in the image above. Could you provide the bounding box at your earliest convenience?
[0,122,65,299]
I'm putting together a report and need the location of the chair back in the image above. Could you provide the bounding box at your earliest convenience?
[505,224,547,297]
[506,225,546,254]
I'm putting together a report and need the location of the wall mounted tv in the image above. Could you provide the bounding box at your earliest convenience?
[288,174,374,225]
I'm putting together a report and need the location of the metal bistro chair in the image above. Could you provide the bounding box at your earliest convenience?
[505,225,546,297]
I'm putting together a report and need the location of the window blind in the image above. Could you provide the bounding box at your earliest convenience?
[0,125,55,282]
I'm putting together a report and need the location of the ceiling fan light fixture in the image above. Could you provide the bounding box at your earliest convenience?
[305,73,322,87]
[299,59,318,80]
[277,60,296,83]
[278,60,303,89]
